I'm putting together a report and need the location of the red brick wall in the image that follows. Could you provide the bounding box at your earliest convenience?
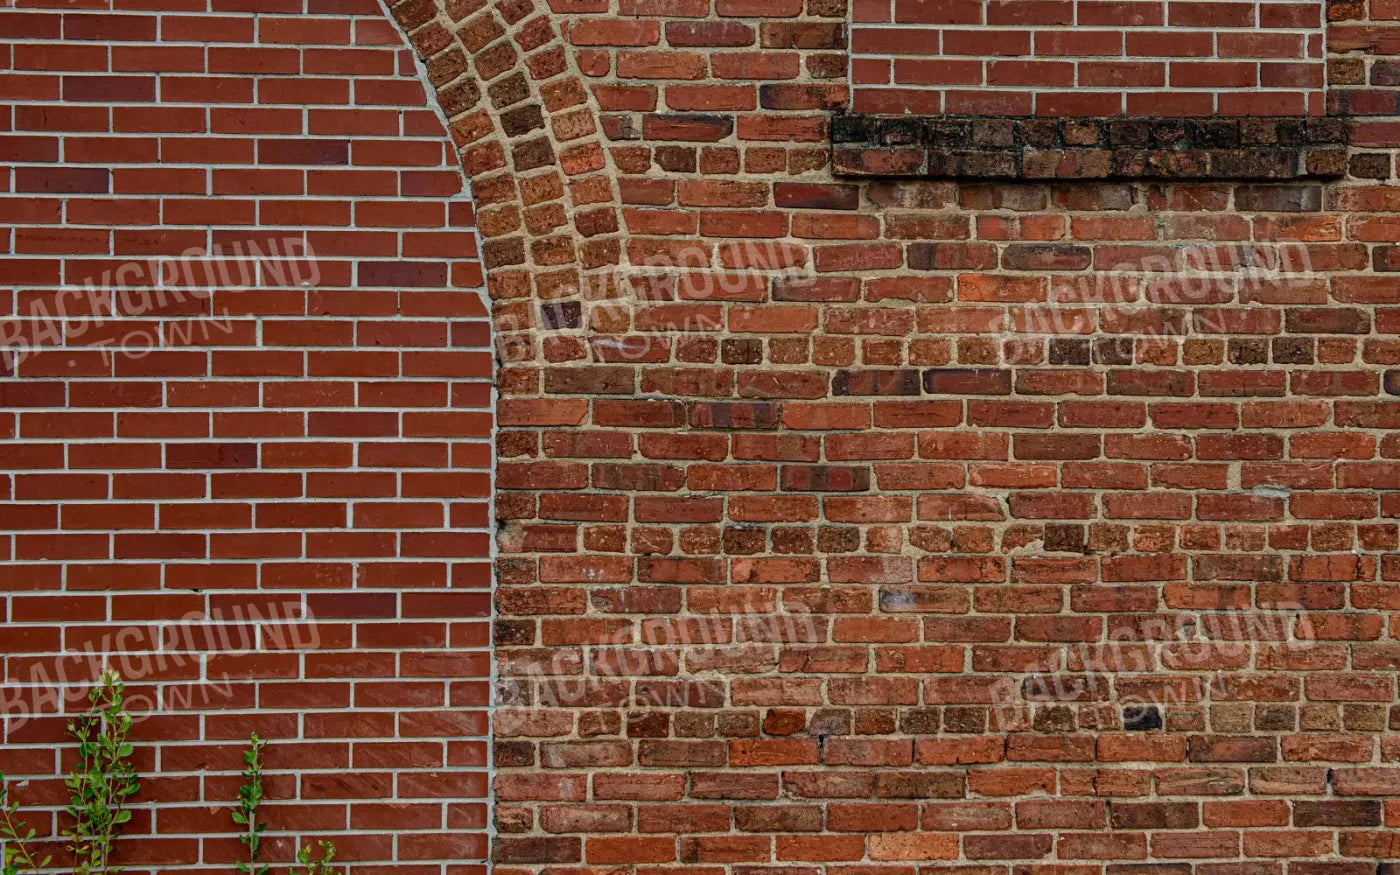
[11,0,1400,872]
[850,0,1328,116]
[0,0,490,870]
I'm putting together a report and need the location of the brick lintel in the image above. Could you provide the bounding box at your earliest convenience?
[831,114,1350,181]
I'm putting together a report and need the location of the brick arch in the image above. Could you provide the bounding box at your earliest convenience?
[383,0,623,362]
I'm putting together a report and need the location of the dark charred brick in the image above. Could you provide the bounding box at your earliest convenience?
[1150,119,1191,147]
[655,145,697,172]
[780,465,870,492]
[689,401,780,430]
[722,338,763,365]
[1285,307,1370,334]
[874,770,962,798]
[817,525,861,552]
[1018,119,1060,147]
[1210,149,1295,179]
[494,837,581,864]
[1002,243,1092,271]
[831,369,921,396]
[1228,339,1268,365]
[1109,802,1199,830]
[1293,800,1382,827]
[969,119,1013,147]
[897,709,941,735]
[1306,148,1348,177]
[1272,337,1314,364]
[487,71,529,109]
[877,117,923,146]
[1033,704,1077,733]
[1093,337,1135,365]
[1043,524,1088,553]
[1349,152,1391,179]
[1063,119,1105,146]
[1108,120,1152,147]
[829,114,872,143]
[512,137,555,172]
[495,619,536,647]
[927,119,972,147]
[1235,184,1322,212]
[483,236,527,269]
[494,740,535,767]
[942,706,987,733]
[500,103,545,137]
[1123,706,1163,731]
[1255,706,1295,730]
[956,150,1018,178]
[1049,339,1091,366]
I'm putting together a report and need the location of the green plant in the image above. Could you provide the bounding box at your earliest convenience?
[1,670,138,875]
[232,733,269,875]
[64,669,140,875]
[0,784,51,875]
[0,675,345,875]
[232,735,341,875]
[291,841,339,875]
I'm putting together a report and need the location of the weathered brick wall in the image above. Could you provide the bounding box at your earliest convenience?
[11,0,1400,871]
[0,1,490,870]
[850,0,1328,116]
[468,0,1400,871]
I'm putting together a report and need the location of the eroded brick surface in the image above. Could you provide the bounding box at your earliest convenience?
[11,0,1400,871]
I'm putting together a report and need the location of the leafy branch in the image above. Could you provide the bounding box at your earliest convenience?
[232,734,268,875]
[63,669,140,875]
[0,674,346,875]
[232,735,341,875]
[291,842,338,875]
[0,783,51,875]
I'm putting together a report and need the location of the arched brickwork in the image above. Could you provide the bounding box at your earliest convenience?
[384,1,1400,872]
[12,0,1400,869]
[385,0,623,365]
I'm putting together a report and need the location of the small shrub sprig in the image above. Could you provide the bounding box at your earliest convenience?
[232,734,341,875]
[290,842,338,875]
[232,734,269,875]
[0,670,137,875]
[0,674,342,875]
[64,671,140,875]
[0,788,51,875]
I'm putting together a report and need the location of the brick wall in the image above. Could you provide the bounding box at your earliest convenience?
[11,0,1400,872]
[850,0,1328,116]
[0,0,491,870]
